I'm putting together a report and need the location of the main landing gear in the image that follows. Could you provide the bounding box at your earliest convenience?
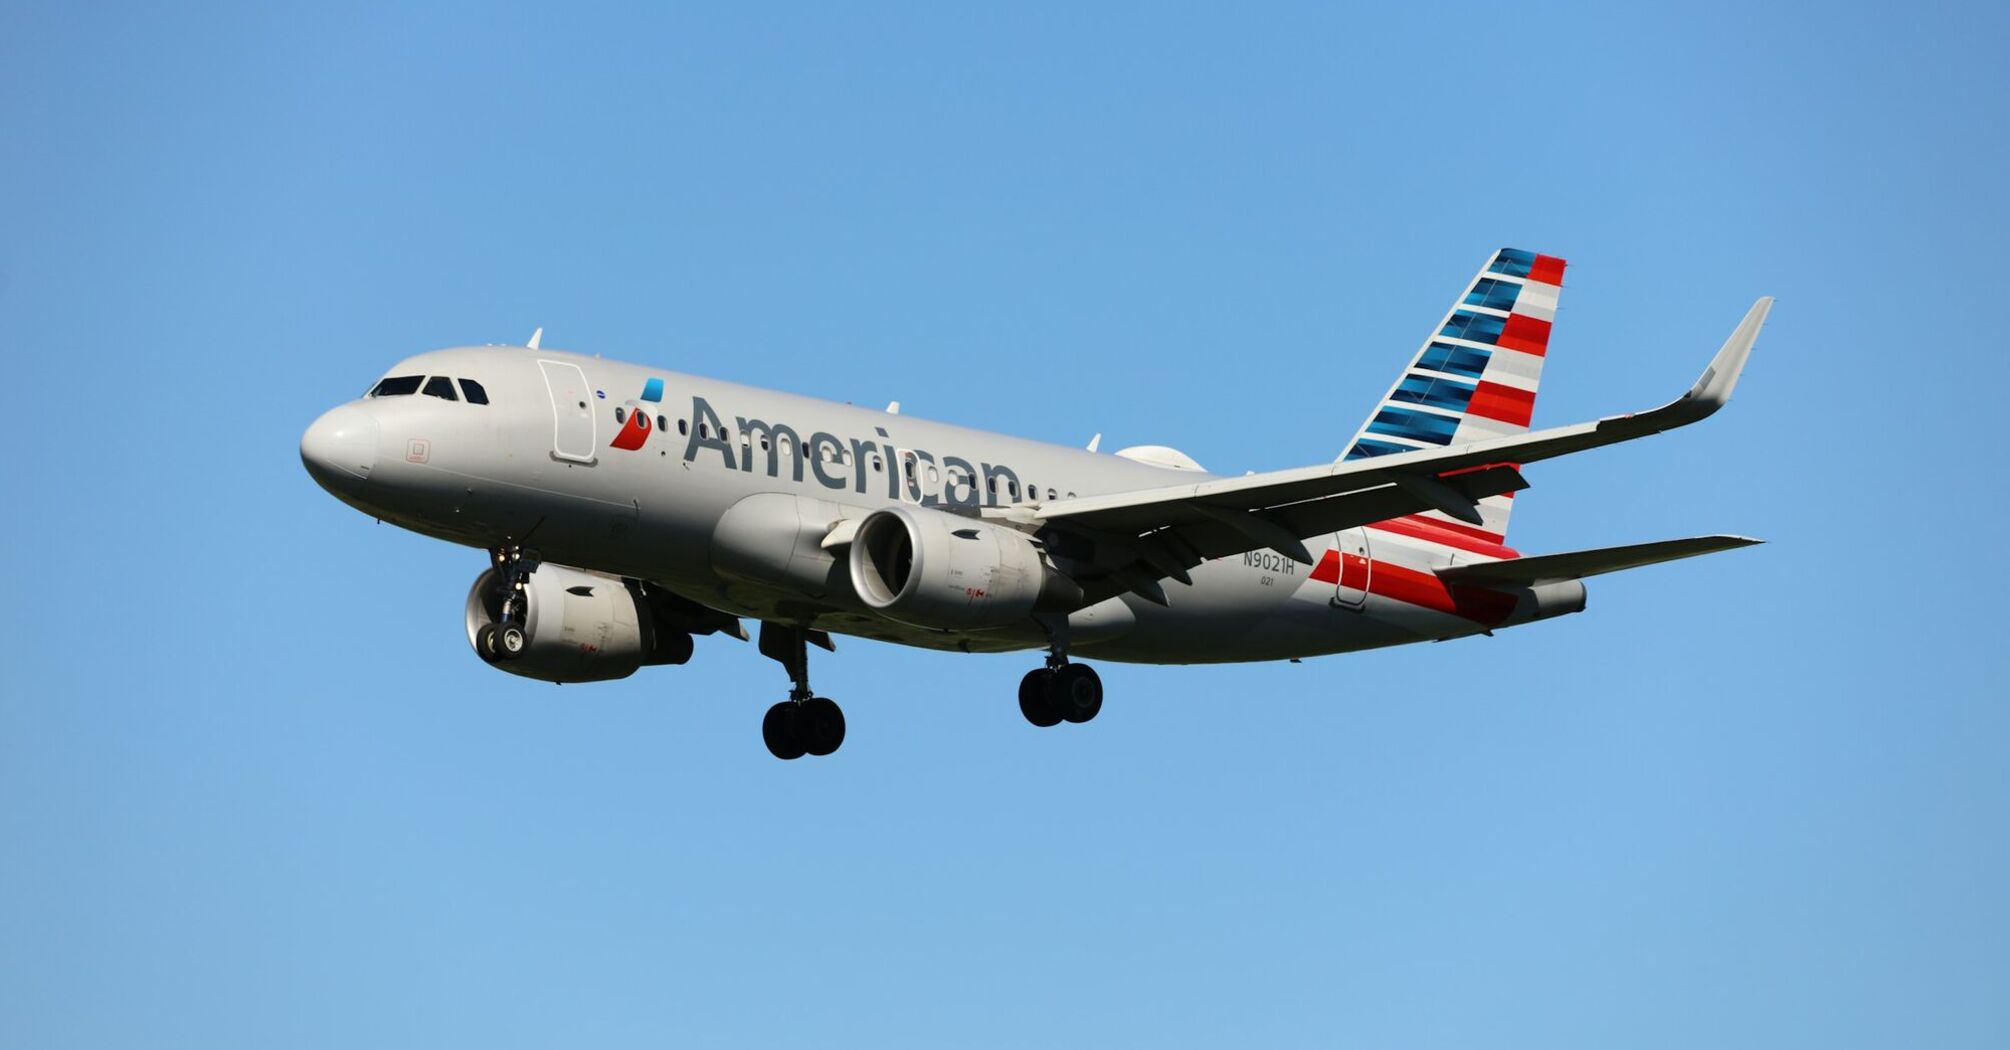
[1018,627,1104,729]
[474,545,537,663]
[757,622,845,760]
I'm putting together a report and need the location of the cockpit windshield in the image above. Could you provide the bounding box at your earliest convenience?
[369,374,493,404]
[370,375,424,397]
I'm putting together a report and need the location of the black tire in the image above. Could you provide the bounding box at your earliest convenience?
[1050,663,1103,724]
[475,623,501,663]
[799,697,846,757]
[497,624,528,659]
[1019,669,1062,728]
[763,702,806,761]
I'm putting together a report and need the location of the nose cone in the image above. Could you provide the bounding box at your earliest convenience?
[301,404,379,492]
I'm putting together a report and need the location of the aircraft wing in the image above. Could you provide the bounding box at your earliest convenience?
[1035,298,1772,580]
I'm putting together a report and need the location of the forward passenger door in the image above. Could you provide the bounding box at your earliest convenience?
[538,360,597,463]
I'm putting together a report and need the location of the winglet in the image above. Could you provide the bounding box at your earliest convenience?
[1666,297,1771,424]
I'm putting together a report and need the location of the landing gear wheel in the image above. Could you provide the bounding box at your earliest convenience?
[475,624,501,663]
[798,698,846,757]
[1019,669,1062,727]
[496,624,528,659]
[762,702,806,761]
[1049,663,1103,724]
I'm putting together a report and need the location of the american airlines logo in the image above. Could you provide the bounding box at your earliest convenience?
[677,394,1032,508]
[609,377,667,451]
[606,376,1036,506]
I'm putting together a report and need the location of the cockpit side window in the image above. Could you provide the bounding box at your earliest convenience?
[371,375,424,397]
[422,376,459,401]
[460,379,489,404]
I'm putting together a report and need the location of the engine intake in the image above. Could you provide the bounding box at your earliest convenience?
[464,563,694,683]
[848,506,1079,631]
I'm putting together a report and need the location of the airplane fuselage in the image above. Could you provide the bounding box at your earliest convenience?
[303,345,1579,665]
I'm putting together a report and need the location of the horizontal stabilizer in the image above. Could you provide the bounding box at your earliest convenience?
[1435,535,1761,587]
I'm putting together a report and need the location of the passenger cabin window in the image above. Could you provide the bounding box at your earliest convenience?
[678,418,689,436]
[371,375,424,397]
[658,415,669,433]
[459,379,489,404]
[615,407,627,424]
[422,376,458,401]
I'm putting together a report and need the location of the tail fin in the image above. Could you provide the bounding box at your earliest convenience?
[1341,247,1567,545]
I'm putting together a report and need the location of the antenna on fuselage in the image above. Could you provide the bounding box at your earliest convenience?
[527,327,544,350]
[885,401,900,414]
[1086,433,1102,452]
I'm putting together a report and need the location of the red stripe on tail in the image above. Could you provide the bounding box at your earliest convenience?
[1309,549,1369,590]
[1496,314,1551,355]
[1369,515,1520,559]
[1312,551,1520,625]
[1368,561,1520,626]
[1466,381,1536,426]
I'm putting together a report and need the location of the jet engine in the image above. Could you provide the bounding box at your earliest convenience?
[848,506,1081,631]
[464,563,694,683]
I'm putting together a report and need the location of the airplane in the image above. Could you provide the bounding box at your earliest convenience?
[301,249,1770,760]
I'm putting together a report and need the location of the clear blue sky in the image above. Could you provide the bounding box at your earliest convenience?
[3,3,2005,1046]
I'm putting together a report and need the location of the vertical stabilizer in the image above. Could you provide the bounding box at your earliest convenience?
[1341,247,1566,544]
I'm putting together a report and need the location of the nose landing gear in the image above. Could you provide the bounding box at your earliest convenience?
[758,622,845,760]
[476,621,528,661]
[475,545,539,663]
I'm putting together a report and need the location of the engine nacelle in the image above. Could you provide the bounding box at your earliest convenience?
[848,506,1079,631]
[464,563,694,683]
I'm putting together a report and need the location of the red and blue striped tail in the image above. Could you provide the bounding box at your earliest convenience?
[1342,247,1566,546]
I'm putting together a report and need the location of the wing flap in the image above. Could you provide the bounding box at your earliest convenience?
[1179,465,1527,560]
[1435,535,1762,586]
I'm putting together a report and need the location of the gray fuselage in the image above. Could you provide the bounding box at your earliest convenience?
[301,345,1573,663]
